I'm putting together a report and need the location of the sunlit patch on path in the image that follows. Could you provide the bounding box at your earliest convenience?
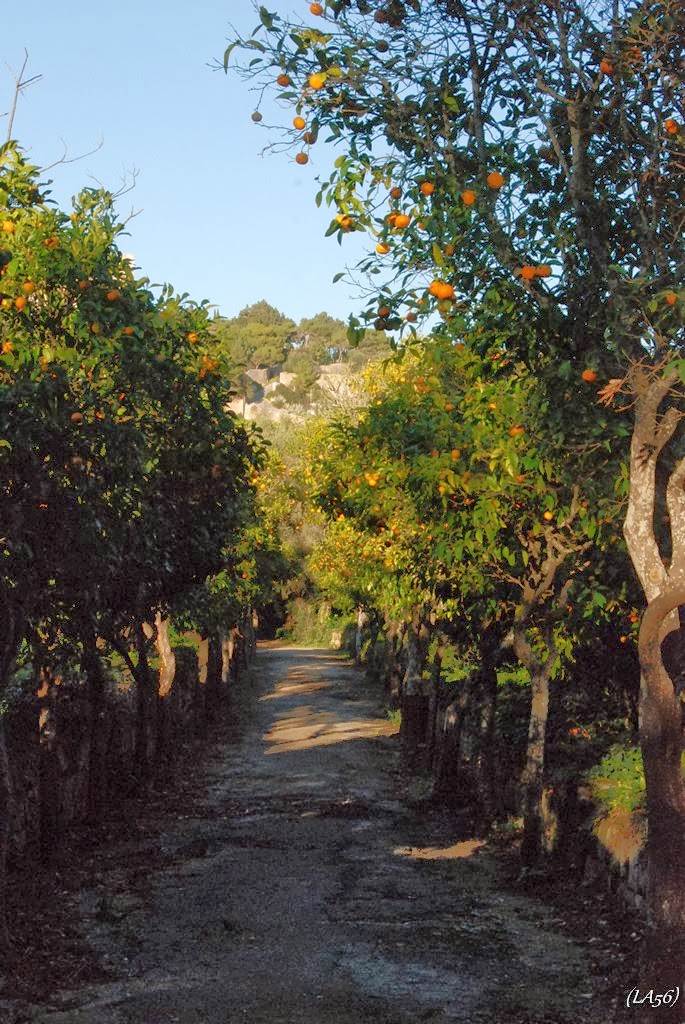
[394,839,486,860]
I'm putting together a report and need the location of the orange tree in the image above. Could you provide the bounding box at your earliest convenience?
[227,0,685,970]
[305,343,626,859]
[0,142,261,945]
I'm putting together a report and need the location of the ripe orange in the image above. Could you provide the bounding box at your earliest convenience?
[486,172,504,189]
[519,265,536,280]
[374,317,387,331]
[44,236,59,249]
[378,305,391,317]
[70,411,83,424]
[535,265,552,277]
[665,291,677,305]
[600,58,614,75]
[187,331,199,343]
[664,118,679,135]
[293,115,306,130]
[303,130,317,145]
[105,289,120,302]
[509,425,525,436]
[581,368,598,383]
[394,213,411,228]
[1,221,14,233]
[444,402,454,412]
[619,635,628,644]
[90,322,101,334]
[420,181,435,196]
[78,279,88,290]
[461,190,477,206]
[309,73,326,90]
[543,510,554,521]
[310,2,323,14]
[14,295,27,311]
[277,73,291,87]
[405,312,417,322]
[376,242,390,254]
[21,281,35,294]
[295,152,309,165]
[390,186,402,199]
[1,341,14,353]
[123,326,135,336]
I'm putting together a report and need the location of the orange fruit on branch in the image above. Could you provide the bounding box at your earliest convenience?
[600,58,614,75]
[535,265,552,277]
[665,292,677,305]
[293,116,306,130]
[309,73,326,90]
[390,186,402,199]
[519,265,536,281]
[295,152,309,165]
[461,190,476,206]
[70,411,83,424]
[664,118,679,135]
[394,213,411,229]
[486,172,504,189]
[105,289,120,302]
[1,221,15,234]
[581,368,598,383]
[21,281,35,294]
[310,2,323,14]
[14,295,27,311]
[251,111,263,122]
[277,73,292,87]
[376,242,390,254]
[420,181,435,196]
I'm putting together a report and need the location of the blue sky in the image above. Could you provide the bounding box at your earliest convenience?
[2,0,372,324]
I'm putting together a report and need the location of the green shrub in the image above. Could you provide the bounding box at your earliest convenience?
[587,744,646,815]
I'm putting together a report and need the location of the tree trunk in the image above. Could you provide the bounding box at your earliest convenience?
[400,618,429,761]
[425,642,445,763]
[622,377,685,1006]
[37,666,61,863]
[475,658,499,829]
[135,622,157,782]
[81,626,107,823]
[519,664,552,867]
[636,590,685,1013]
[354,606,368,665]
[0,714,11,957]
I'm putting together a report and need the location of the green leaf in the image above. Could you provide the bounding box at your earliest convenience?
[258,6,275,29]
[332,272,345,283]
[223,42,238,70]
[432,242,445,269]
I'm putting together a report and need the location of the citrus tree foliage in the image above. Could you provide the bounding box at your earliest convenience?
[306,344,623,644]
[0,142,261,681]
[227,0,682,367]
[227,0,685,951]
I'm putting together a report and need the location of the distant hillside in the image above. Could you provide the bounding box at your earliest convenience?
[211,301,392,420]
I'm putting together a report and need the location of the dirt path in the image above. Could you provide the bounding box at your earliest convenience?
[24,646,609,1024]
